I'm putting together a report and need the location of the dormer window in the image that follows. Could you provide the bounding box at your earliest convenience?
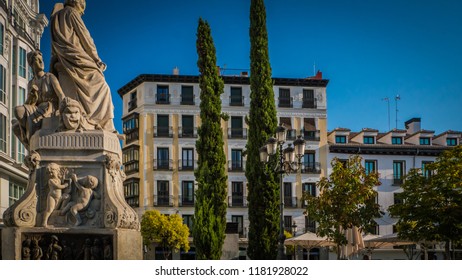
[335,135,347,144]
[419,137,431,145]
[446,138,458,146]
[363,136,375,144]
[392,137,403,145]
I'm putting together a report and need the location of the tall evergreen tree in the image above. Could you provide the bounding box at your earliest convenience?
[193,18,228,260]
[246,0,279,259]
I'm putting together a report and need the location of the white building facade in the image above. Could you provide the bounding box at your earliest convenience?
[0,0,47,226]
[328,118,461,259]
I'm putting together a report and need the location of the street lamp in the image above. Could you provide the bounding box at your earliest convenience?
[259,124,305,260]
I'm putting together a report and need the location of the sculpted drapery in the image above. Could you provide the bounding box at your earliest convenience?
[50,1,115,132]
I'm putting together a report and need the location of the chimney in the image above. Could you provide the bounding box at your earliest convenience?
[240,71,248,77]
[173,67,179,75]
[405,118,421,135]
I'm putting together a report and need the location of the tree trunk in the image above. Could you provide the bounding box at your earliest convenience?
[445,240,451,260]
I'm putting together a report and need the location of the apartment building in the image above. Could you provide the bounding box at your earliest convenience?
[328,118,461,258]
[118,70,329,258]
[0,0,47,225]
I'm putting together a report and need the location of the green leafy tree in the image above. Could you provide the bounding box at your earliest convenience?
[193,18,228,260]
[141,210,190,260]
[304,155,382,259]
[389,146,462,259]
[246,0,279,260]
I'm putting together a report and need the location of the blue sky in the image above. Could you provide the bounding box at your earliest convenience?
[39,0,462,134]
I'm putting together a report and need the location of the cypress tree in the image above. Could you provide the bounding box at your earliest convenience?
[246,0,279,259]
[193,18,228,260]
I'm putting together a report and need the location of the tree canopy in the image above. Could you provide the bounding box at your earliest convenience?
[140,210,190,260]
[389,146,462,259]
[246,0,279,260]
[193,18,228,260]
[304,155,382,259]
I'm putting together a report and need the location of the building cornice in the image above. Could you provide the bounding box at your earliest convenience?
[118,74,329,97]
[329,143,451,156]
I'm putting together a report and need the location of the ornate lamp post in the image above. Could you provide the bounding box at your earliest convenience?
[259,124,305,260]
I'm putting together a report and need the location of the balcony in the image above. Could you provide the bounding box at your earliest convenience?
[154,195,174,207]
[179,195,195,207]
[228,128,247,139]
[302,98,317,109]
[301,162,321,174]
[229,96,244,106]
[181,95,195,105]
[153,159,174,171]
[156,94,170,104]
[125,196,139,208]
[286,129,297,141]
[154,126,173,138]
[228,196,248,207]
[284,196,298,208]
[178,159,196,171]
[179,127,197,138]
[278,97,293,108]
[123,161,139,175]
[302,130,320,141]
[228,160,245,172]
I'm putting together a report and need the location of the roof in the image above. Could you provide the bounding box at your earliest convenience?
[329,143,450,156]
[118,74,330,97]
[433,130,462,139]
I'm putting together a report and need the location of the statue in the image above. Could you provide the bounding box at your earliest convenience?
[50,0,116,132]
[60,173,99,226]
[12,50,65,149]
[41,163,69,227]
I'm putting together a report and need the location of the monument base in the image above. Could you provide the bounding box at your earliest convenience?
[1,227,142,260]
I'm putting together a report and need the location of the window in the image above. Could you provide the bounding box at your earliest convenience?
[181,181,194,206]
[284,216,293,232]
[335,135,346,144]
[9,181,26,206]
[0,22,3,56]
[122,145,139,174]
[302,183,316,207]
[156,181,170,206]
[181,148,194,170]
[181,86,194,105]
[447,138,458,146]
[183,215,194,233]
[157,147,170,170]
[156,115,170,137]
[302,89,316,108]
[422,161,433,178]
[124,178,139,207]
[419,137,430,145]
[302,151,317,173]
[128,91,137,111]
[363,136,375,144]
[19,47,27,78]
[230,87,243,106]
[123,113,139,144]
[364,160,377,175]
[0,113,7,153]
[278,88,292,107]
[231,215,244,237]
[156,85,170,104]
[231,182,244,206]
[230,149,243,171]
[181,115,195,137]
[303,118,318,141]
[393,161,405,185]
[392,137,403,145]
[230,116,244,138]
[0,64,5,104]
[284,182,295,207]
[305,215,316,233]
[393,192,403,205]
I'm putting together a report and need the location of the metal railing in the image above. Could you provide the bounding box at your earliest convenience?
[228,196,248,207]
[228,128,247,139]
[178,159,196,171]
[229,96,244,106]
[278,97,293,108]
[302,130,320,141]
[153,195,174,207]
[153,159,174,171]
[178,195,195,207]
[154,126,173,138]
[179,127,197,138]
[284,196,298,208]
[228,160,246,172]
[302,98,317,109]
[300,162,321,174]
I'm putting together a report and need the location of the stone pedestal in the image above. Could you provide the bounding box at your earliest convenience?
[2,127,142,260]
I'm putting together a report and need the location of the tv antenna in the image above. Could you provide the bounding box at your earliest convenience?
[382,97,390,131]
[395,95,401,129]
